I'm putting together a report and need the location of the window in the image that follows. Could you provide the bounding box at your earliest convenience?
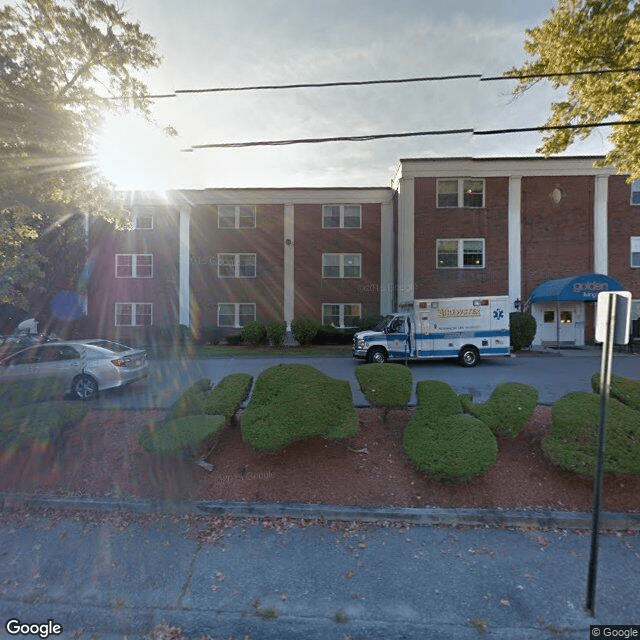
[632,237,640,267]
[543,311,555,323]
[133,213,153,230]
[322,205,361,228]
[218,205,256,229]
[436,239,485,268]
[322,303,361,328]
[115,303,153,326]
[218,303,256,327]
[322,253,361,278]
[631,181,640,206]
[560,311,573,324]
[436,178,485,208]
[115,254,153,278]
[217,253,256,278]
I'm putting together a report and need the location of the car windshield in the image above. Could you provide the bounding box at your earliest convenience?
[373,315,395,332]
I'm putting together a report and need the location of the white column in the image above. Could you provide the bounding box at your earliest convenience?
[283,204,295,330]
[508,176,522,310]
[593,174,609,274]
[380,200,394,314]
[179,205,191,326]
[396,178,414,306]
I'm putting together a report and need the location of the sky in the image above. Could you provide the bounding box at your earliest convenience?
[96,0,611,191]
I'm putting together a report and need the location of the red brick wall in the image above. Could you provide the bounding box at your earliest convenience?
[293,203,381,323]
[412,176,509,298]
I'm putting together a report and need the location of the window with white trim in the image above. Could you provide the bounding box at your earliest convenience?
[115,254,153,278]
[217,253,256,278]
[632,237,640,267]
[322,253,361,278]
[133,213,154,230]
[115,303,153,326]
[436,178,485,208]
[322,204,361,228]
[218,303,256,327]
[436,239,485,268]
[631,181,640,205]
[218,205,256,229]
[322,303,361,328]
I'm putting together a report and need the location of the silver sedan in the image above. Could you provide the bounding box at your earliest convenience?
[0,339,148,400]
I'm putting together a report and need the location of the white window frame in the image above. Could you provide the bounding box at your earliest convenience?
[322,204,362,229]
[115,254,154,278]
[436,238,485,269]
[133,213,154,230]
[217,302,256,328]
[322,303,361,328]
[436,178,485,208]
[115,302,153,326]
[631,181,640,206]
[217,205,256,229]
[322,253,362,278]
[631,237,640,267]
[217,253,257,278]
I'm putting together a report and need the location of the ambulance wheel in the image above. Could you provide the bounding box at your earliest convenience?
[367,347,388,364]
[458,346,480,367]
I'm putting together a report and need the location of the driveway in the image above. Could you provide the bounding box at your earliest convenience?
[93,348,640,410]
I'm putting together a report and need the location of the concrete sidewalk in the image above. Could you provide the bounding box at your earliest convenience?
[1,496,639,639]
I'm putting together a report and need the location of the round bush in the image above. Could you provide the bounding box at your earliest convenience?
[241,321,267,345]
[266,321,286,347]
[510,312,537,350]
[291,318,319,346]
[355,363,412,408]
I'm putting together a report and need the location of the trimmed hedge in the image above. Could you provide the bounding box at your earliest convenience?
[241,321,267,345]
[355,363,412,408]
[291,318,319,346]
[591,373,640,412]
[139,414,226,458]
[510,312,537,351]
[203,373,253,419]
[403,380,497,482]
[266,321,286,347]
[241,364,358,452]
[0,377,67,407]
[543,391,640,476]
[163,379,212,421]
[460,382,539,437]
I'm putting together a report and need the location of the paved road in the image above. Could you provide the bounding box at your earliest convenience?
[0,509,638,639]
[94,349,640,410]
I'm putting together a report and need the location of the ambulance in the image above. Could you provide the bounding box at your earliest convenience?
[352,296,511,366]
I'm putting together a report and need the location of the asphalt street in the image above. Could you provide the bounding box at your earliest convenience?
[0,508,639,639]
[93,348,640,410]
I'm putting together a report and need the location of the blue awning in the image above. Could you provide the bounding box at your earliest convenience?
[529,273,625,303]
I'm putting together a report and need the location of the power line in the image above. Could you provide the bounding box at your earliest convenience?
[184,119,640,150]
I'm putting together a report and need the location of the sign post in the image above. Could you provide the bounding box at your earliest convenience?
[586,291,631,616]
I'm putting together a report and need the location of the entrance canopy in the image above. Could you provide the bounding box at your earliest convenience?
[529,273,625,303]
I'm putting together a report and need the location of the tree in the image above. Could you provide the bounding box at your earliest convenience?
[507,0,640,179]
[0,0,161,307]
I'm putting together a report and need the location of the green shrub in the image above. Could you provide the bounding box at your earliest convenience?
[204,373,253,419]
[415,380,463,418]
[225,333,243,346]
[510,312,537,350]
[241,364,358,452]
[139,414,226,458]
[358,314,384,330]
[241,321,267,346]
[355,363,411,408]
[313,325,356,345]
[0,402,87,448]
[591,373,640,412]
[460,383,539,437]
[291,318,319,347]
[200,325,222,345]
[266,321,286,347]
[543,392,640,476]
[0,377,67,407]
[163,379,212,421]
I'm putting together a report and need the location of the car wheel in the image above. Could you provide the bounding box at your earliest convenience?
[367,347,388,364]
[459,346,480,367]
[71,374,99,400]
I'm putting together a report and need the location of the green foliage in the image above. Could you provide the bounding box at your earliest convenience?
[358,314,384,330]
[204,373,253,419]
[200,325,222,345]
[509,312,537,351]
[543,392,640,476]
[241,364,358,452]
[0,377,67,406]
[163,379,212,421]
[291,318,319,346]
[461,383,539,437]
[241,321,267,346]
[403,380,497,482]
[591,373,640,412]
[0,401,87,448]
[507,0,640,179]
[313,325,356,345]
[355,363,412,408]
[266,321,286,347]
[139,414,225,458]
[225,334,243,346]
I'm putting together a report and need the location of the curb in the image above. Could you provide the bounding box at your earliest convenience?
[2,493,639,531]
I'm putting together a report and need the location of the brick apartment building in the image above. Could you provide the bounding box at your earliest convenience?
[87,155,640,347]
